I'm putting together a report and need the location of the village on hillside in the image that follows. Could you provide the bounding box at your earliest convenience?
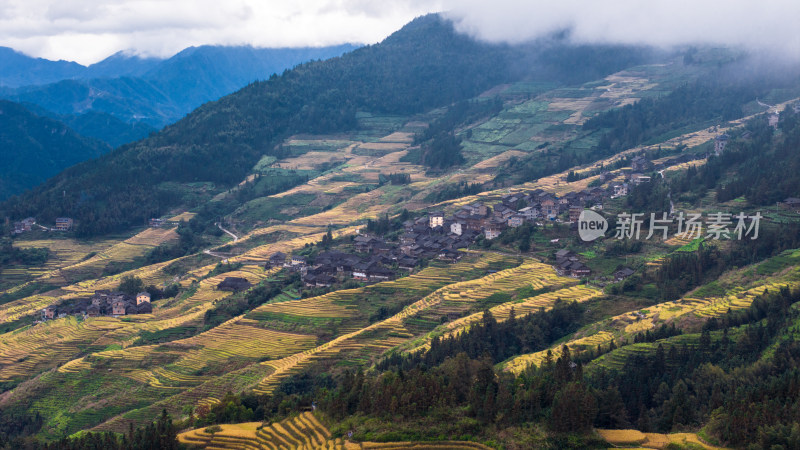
[32,152,683,321]
[12,217,73,234]
[33,142,800,323]
[239,178,633,292]
[41,290,152,321]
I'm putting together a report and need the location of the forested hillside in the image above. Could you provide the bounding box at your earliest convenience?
[0,45,359,200]
[0,14,651,236]
[3,10,800,450]
[1,45,359,130]
[0,100,110,200]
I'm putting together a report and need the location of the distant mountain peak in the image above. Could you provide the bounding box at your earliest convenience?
[86,50,162,79]
[0,47,85,88]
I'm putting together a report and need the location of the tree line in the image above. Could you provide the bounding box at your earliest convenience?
[2,410,179,450]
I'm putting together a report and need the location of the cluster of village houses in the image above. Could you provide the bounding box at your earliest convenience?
[214,160,691,291]
[248,184,626,289]
[12,217,73,234]
[41,290,151,321]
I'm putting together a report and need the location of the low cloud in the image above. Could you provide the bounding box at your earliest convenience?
[3,1,798,66]
[0,0,441,64]
[444,0,800,57]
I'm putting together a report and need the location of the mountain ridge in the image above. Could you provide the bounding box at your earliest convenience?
[0,47,85,88]
[1,13,800,448]
[0,14,655,236]
[0,44,360,130]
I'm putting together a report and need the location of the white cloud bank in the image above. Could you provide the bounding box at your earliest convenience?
[444,0,800,56]
[0,0,442,64]
[1,0,798,65]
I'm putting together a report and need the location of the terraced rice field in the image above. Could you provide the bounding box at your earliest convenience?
[251,257,573,396]
[124,227,179,246]
[251,293,358,320]
[470,150,528,170]
[170,212,197,222]
[29,238,168,286]
[662,159,706,174]
[283,138,354,152]
[442,284,601,339]
[159,266,275,323]
[355,443,491,449]
[0,292,62,323]
[0,264,276,382]
[596,429,728,449]
[503,270,800,374]
[2,231,167,290]
[226,228,358,265]
[378,131,414,143]
[260,133,431,227]
[249,253,518,326]
[8,92,794,441]
[399,260,576,328]
[110,318,317,391]
[289,189,400,226]
[0,316,127,382]
[28,317,319,434]
[265,130,427,207]
[664,234,694,247]
[62,258,176,295]
[503,331,615,374]
[588,334,705,372]
[178,411,490,449]
[180,412,336,449]
[273,151,349,171]
[0,221,340,376]
[431,99,800,213]
[8,238,119,280]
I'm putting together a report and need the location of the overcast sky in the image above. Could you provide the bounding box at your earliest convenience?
[1,0,798,65]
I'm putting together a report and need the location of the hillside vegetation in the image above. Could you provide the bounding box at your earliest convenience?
[0,100,110,200]
[1,13,800,450]
[0,15,652,236]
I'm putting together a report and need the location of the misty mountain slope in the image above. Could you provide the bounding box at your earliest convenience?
[0,14,654,237]
[17,103,157,152]
[139,44,360,110]
[0,100,110,200]
[0,47,85,88]
[9,77,179,126]
[0,44,360,133]
[59,111,156,148]
[84,51,162,79]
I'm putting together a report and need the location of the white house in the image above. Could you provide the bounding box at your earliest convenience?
[429,211,444,228]
[450,222,463,236]
[518,206,540,221]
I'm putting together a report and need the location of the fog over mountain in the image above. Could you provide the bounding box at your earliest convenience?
[2,0,797,66]
[0,0,436,64]
[444,0,800,57]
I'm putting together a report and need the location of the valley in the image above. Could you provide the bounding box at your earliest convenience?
[2,15,800,450]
